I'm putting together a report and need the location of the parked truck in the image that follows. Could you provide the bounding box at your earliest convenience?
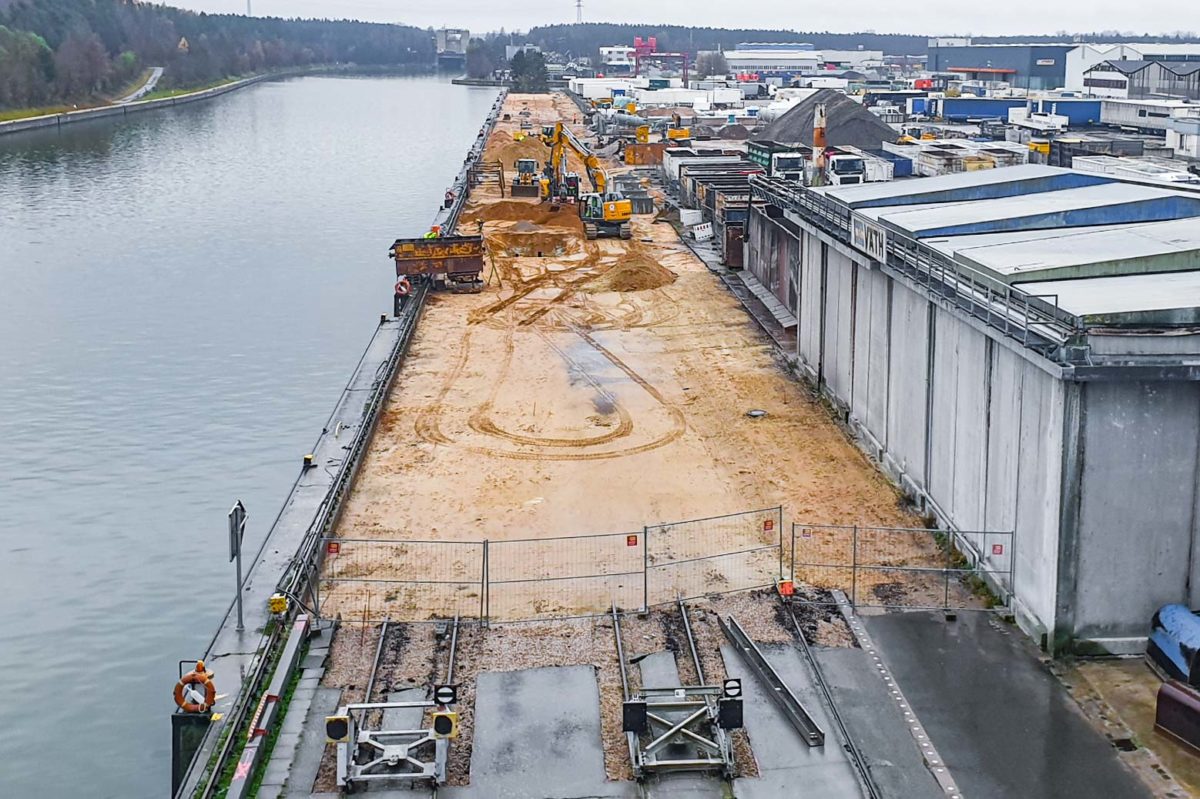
[748,139,894,185]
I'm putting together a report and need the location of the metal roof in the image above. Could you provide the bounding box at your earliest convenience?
[769,164,1200,325]
[1014,270,1200,325]
[948,218,1200,282]
[873,183,1200,240]
[814,164,1109,208]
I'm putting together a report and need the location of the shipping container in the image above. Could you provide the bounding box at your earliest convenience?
[932,97,1100,126]
[865,148,913,177]
[1100,99,1194,133]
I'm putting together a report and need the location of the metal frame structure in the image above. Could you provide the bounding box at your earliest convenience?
[632,687,735,777]
[614,601,738,781]
[332,700,448,792]
[720,615,825,746]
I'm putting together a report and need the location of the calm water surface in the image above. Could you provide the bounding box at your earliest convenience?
[0,75,499,797]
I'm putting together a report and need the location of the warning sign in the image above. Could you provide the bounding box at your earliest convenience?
[992,543,1004,556]
[327,541,341,555]
[627,535,639,547]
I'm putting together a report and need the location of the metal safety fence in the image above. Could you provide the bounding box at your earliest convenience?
[647,507,783,606]
[319,538,486,622]
[316,507,785,623]
[788,523,1013,611]
[487,530,646,622]
[314,511,1012,622]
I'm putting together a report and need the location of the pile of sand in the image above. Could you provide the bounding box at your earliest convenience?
[460,200,584,231]
[487,132,549,170]
[586,255,677,293]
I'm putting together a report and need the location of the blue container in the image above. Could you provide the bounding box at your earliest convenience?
[1149,604,1200,684]
[866,149,913,178]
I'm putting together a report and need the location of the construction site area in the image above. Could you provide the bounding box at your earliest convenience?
[177,91,1194,799]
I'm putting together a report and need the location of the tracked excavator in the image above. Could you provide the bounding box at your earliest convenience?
[540,121,632,240]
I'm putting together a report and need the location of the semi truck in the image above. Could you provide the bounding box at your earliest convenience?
[747,139,895,185]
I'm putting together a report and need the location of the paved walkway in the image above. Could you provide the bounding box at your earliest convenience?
[863,611,1149,799]
[115,66,164,103]
[725,644,864,799]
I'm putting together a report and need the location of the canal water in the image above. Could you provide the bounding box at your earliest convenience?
[0,75,500,797]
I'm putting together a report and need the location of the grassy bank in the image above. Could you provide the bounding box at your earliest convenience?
[0,104,79,122]
[137,76,241,103]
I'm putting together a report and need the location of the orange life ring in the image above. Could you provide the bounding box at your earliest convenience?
[395,277,412,297]
[174,661,217,713]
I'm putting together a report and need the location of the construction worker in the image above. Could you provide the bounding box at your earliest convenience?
[424,225,441,239]
[444,189,455,209]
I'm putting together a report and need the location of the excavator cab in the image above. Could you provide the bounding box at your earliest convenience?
[579,192,632,240]
[563,173,582,200]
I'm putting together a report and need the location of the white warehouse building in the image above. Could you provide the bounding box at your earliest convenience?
[724,42,883,74]
[748,165,1200,655]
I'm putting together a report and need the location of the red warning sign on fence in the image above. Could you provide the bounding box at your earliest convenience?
[627,535,639,547]
[763,519,775,532]
[992,543,1004,556]
[327,541,340,555]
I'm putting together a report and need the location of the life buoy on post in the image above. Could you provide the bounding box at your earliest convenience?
[395,277,412,297]
[174,660,217,713]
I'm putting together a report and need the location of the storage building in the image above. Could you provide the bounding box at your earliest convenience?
[747,164,1200,654]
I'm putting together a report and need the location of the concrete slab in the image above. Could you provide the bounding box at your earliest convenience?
[283,687,341,798]
[441,665,635,799]
[862,612,1148,799]
[724,644,863,799]
[638,650,683,689]
[810,646,944,799]
[382,688,427,730]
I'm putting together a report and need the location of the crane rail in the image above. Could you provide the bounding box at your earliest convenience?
[720,614,825,747]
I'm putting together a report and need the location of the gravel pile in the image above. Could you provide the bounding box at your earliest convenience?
[753,89,899,150]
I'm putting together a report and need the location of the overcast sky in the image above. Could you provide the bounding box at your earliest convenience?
[177,0,1189,40]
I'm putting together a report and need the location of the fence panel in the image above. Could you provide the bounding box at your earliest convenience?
[487,531,645,621]
[790,524,1013,611]
[318,538,485,622]
[647,507,783,606]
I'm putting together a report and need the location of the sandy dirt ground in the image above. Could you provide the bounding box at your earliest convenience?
[318,91,933,623]
[303,93,989,794]
[1064,659,1198,797]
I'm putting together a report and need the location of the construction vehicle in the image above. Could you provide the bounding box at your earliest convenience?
[388,235,485,309]
[541,121,632,240]
[511,158,541,197]
[666,112,691,141]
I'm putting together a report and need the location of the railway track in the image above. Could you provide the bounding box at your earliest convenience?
[784,604,884,799]
[339,615,463,796]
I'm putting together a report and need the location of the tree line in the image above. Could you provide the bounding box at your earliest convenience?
[0,0,434,110]
[522,24,930,60]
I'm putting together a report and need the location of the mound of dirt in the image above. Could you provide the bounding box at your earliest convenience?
[460,200,584,231]
[586,255,676,293]
[486,132,549,169]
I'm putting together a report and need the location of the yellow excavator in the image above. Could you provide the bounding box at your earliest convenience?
[541,121,632,240]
